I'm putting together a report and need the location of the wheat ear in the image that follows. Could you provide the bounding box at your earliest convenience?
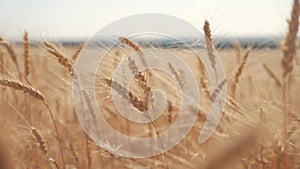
[168,63,183,88]
[0,36,17,66]
[232,49,251,98]
[0,36,22,79]
[234,42,242,63]
[201,20,218,99]
[43,41,73,75]
[281,0,299,78]
[72,43,85,62]
[0,79,44,100]
[126,56,151,107]
[104,77,149,111]
[204,20,216,70]
[211,79,227,102]
[119,37,149,75]
[23,31,30,77]
[119,37,142,53]
[31,127,48,155]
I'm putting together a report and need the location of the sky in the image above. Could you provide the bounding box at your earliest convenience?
[0,0,294,40]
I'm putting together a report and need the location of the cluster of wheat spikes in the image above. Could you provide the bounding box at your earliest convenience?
[0,1,300,168]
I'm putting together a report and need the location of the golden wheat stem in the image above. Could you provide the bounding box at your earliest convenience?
[5,99,32,128]
[234,42,242,63]
[281,1,299,168]
[49,158,60,169]
[198,55,211,98]
[85,134,91,169]
[282,78,289,169]
[0,49,3,75]
[263,63,282,87]
[69,143,79,165]
[43,101,65,169]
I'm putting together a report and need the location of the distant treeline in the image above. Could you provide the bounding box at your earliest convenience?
[13,37,283,49]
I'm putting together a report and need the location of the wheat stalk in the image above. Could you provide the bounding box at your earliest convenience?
[203,20,216,71]
[119,37,142,53]
[104,77,149,111]
[43,41,73,75]
[0,36,22,79]
[85,135,91,169]
[104,77,129,100]
[281,1,299,168]
[232,49,251,98]
[0,79,44,100]
[127,56,139,75]
[119,37,150,76]
[198,58,211,98]
[263,63,282,87]
[168,63,183,88]
[234,42,242,63]
[72,43,85,62]
[281,0,299,78]
[128,91,149,112]
[0,78,65,168]
[23,31,30,77]
[69,143,79,165]
[200,77,211,98]
[31,127,48,155]
[5,100,60,168]
[23,32,31,128]
[127,56,150,86]
[126,56,151,107]
[211,79,227,102]
[0,49,3,75]
[49,158,60,169]
[0,36,17,66]
[200,20,218,99]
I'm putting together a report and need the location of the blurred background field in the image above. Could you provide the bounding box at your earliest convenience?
[0,0,300,169]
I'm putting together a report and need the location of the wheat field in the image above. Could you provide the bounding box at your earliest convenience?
[0,1,300,169]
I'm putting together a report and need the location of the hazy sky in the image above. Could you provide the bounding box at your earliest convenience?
[0,0,294,40]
